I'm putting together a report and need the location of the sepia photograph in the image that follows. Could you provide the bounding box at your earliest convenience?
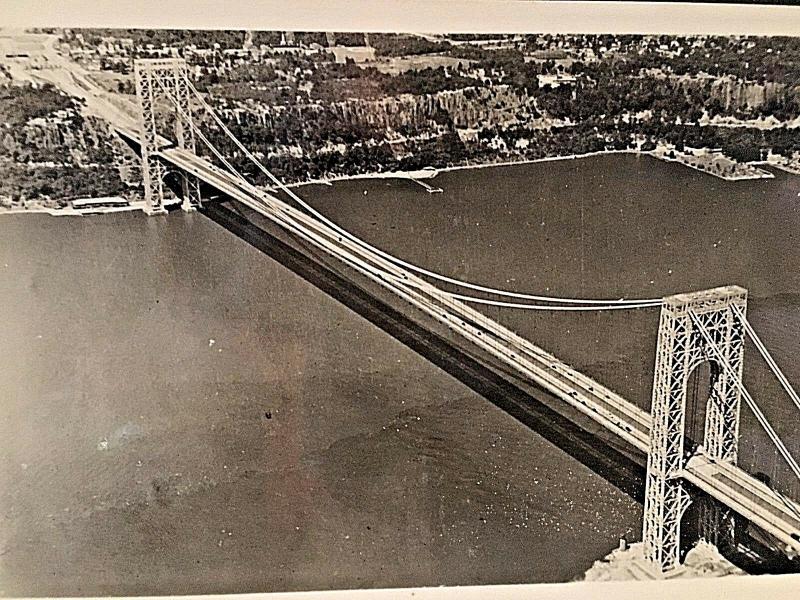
[2,1,800,597]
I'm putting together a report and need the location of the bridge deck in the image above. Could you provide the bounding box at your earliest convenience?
[684,455,800,555]
[165,145,654,450]
[113,125,800,560]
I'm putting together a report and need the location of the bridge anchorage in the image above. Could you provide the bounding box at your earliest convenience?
[134,58,201,215]
[644,286,747,573]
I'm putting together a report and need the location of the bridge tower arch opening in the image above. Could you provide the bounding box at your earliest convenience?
[133,58,201,215]
[679,358,741,563]
[684,360,718,454]
[643,285,747,573]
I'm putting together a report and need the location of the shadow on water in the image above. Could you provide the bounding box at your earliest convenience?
[199,199,800,576]
[127,132,800,575]
[199,200,647,503]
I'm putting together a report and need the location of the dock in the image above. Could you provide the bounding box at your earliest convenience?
[410,178,443,193]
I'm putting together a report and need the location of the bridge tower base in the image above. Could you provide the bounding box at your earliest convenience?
[134,59,201,215]
[643,286,747,574]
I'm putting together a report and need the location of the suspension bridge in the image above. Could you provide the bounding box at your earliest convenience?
[111,58,800,576]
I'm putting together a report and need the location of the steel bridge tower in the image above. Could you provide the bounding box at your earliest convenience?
[134,58,201,215]
[643,285,747,573]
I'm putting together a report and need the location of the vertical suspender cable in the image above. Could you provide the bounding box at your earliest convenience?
[189,84,663,308]
[731,305,800,414]
[689,311,800,483]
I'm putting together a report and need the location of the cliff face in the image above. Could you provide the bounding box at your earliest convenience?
[1,114,114,161]
[330,85,535,130]
[676,75,787,111]
[710,78,785,111]
[220,85,537,136]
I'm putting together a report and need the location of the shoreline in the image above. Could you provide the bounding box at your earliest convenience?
[283,147,777,190]
[0,201,148,217]
[756,161,800,176]
[283,149,638,190]
[653,150,774,181]
[3,148,793,218]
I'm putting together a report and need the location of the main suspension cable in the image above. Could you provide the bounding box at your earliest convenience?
[731,305,800,414]
[689,311,800,483]
[446,292,663,311]
[190,84,664,309]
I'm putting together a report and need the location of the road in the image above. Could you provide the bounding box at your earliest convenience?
[154,140,800,561]
[6,26,800,563]
[0,29,139,129]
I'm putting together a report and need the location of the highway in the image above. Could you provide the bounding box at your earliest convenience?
[5,27,799,575]
[131,138,800,558]
[164,144,654,447]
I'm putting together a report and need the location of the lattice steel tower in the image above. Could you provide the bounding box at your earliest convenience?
[643,285,747,573]
[134,58,201,215]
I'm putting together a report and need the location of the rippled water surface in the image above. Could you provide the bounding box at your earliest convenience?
[1,154,799,595]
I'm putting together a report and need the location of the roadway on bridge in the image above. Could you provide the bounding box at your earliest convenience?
[157,142,800,560]
[12,35,798,563]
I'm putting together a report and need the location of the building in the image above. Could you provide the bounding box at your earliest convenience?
[537,73,577,89]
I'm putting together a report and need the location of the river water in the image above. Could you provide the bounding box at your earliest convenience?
[1,154,798,595]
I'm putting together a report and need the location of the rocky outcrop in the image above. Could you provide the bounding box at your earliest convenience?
[584,541,743,581]
[675,74,788,112]
[710,77,785,111]
[331,85,535,130]
[218,85,537,135]
[1,113,114,161]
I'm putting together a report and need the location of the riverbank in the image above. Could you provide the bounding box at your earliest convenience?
[438,148,639,174]
[2,145,787,219]
[758,160,800,176]
[651,146,774,181]
[440,146,776,181]
[281,149,636,191]
[0,199,149,217]
[283,147,776,191]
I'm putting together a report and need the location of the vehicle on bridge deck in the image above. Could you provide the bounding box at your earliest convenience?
[118,61,800,576]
